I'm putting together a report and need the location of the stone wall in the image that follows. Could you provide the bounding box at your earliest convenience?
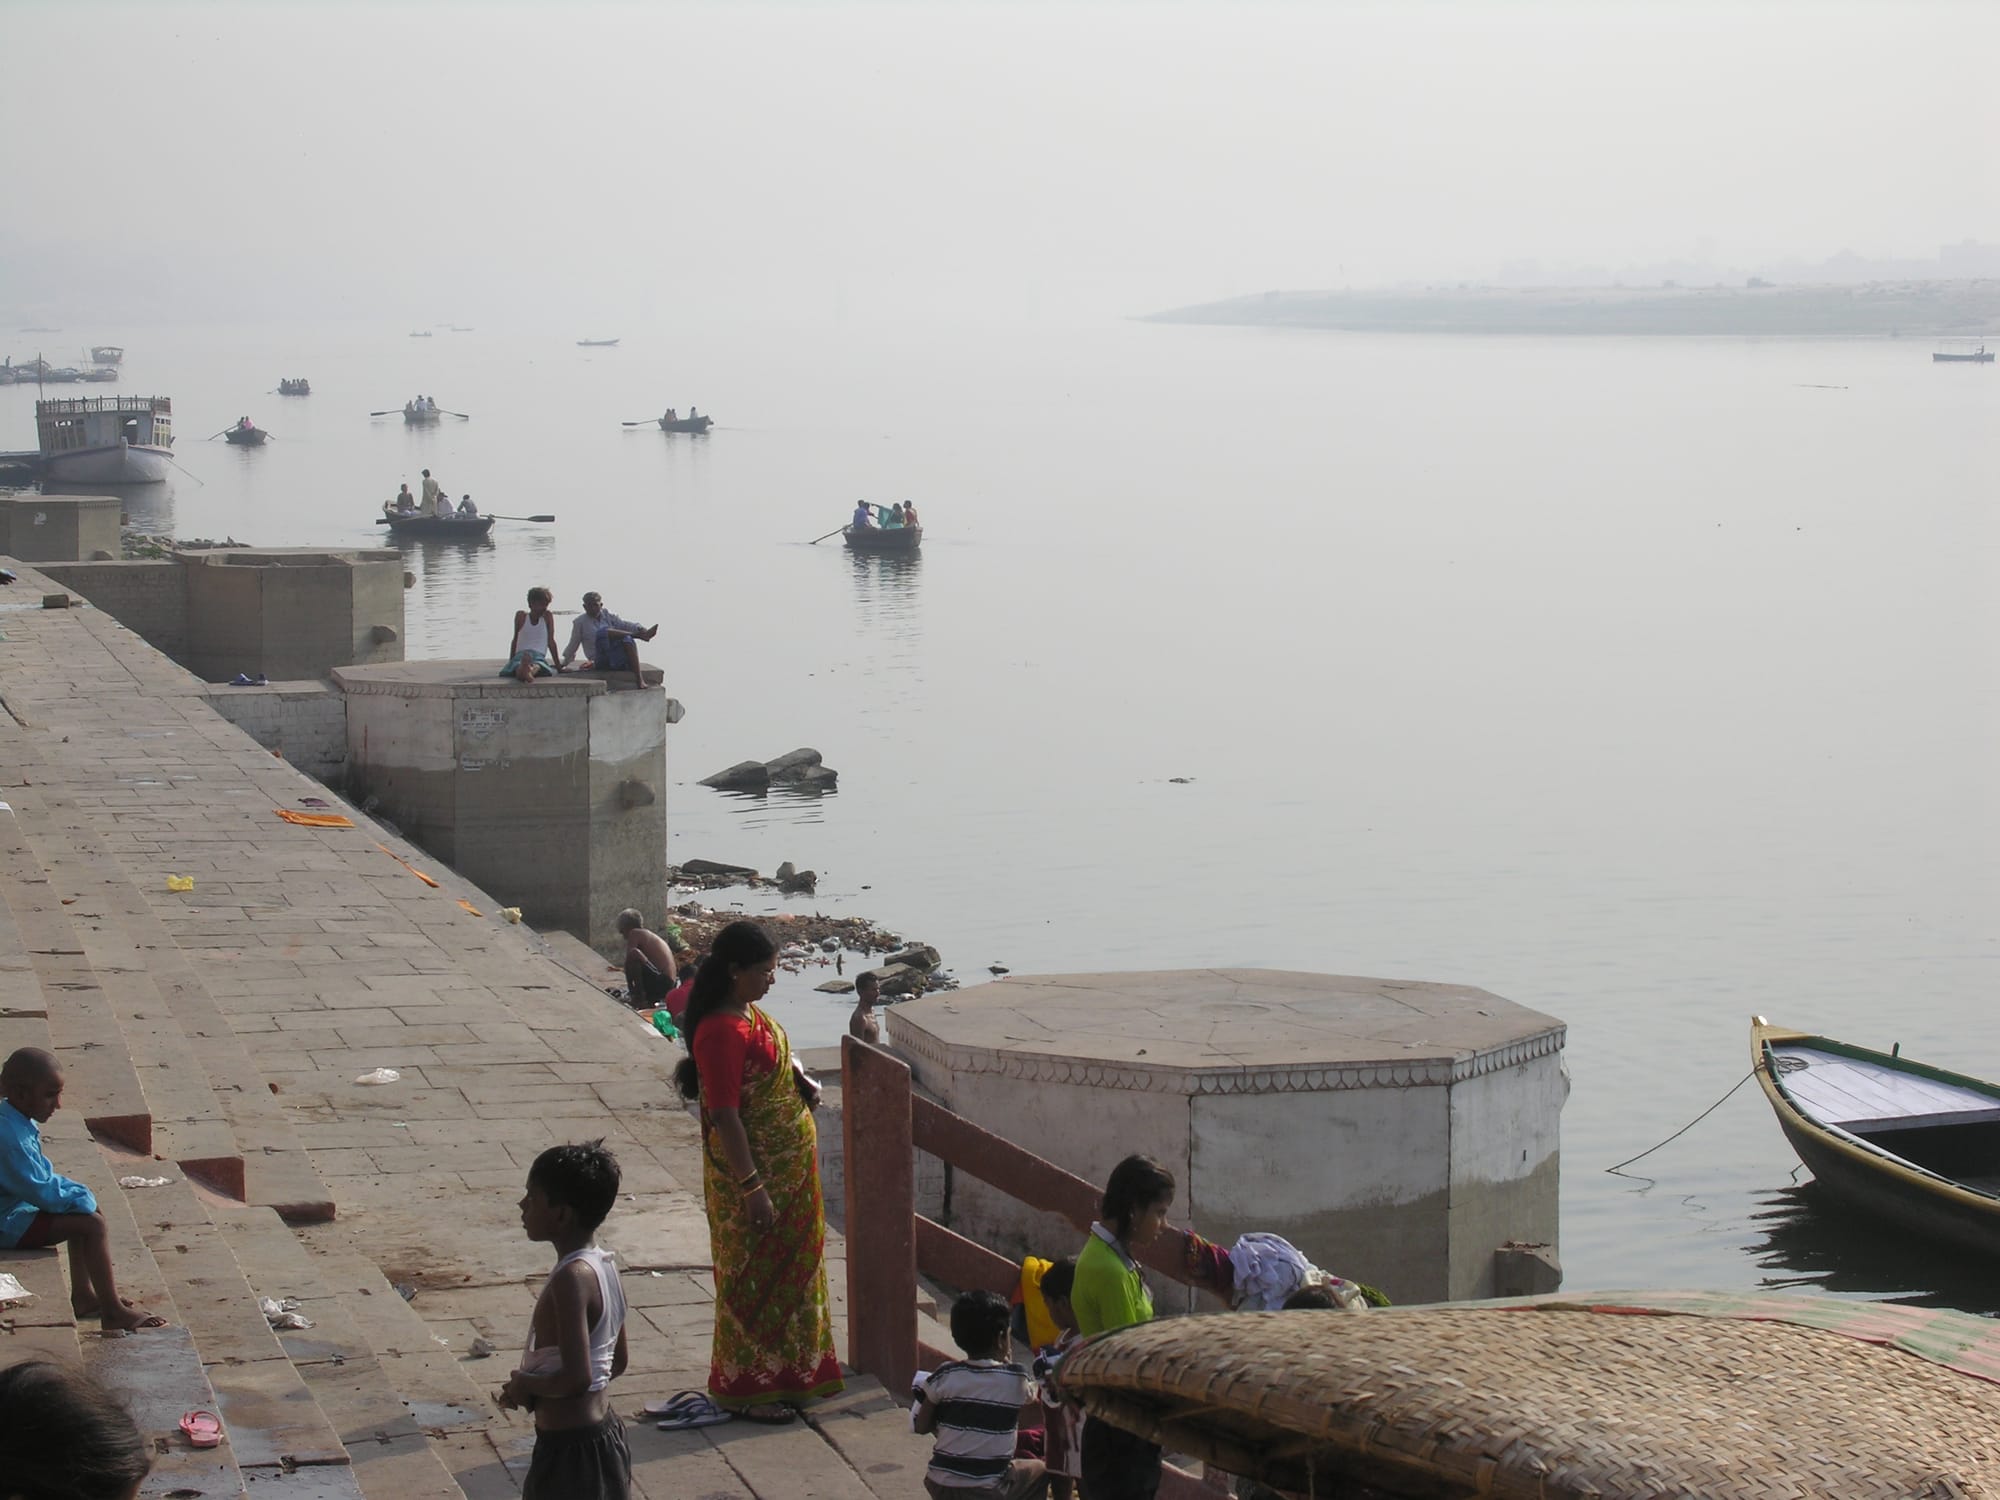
[38,560,189,660]
[202,681,349,786]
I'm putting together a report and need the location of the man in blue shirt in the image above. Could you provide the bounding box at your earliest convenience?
[852,500,875,531]
[1,1048,166,1331]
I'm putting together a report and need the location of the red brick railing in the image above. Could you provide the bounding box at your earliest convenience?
[841,1036,1221,1397]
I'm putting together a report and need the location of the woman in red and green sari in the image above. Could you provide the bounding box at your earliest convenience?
[673,922,843,1422]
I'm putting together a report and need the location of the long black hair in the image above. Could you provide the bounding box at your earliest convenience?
[673,920,778,1100]
[1101,1153,1176,1242]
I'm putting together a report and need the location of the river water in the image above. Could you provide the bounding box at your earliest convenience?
[7,318,1997,1306]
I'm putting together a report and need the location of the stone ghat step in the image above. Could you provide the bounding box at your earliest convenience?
[0,804,153,1156]
[57,1126,249,1498]
[18,784,335,1223]
[218,1208,484,1499]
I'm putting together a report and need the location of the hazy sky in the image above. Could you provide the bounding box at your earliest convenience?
[4,1,1995,327]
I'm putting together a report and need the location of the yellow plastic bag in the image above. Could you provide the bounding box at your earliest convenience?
[500,907,523,924]
[166,875,194,893]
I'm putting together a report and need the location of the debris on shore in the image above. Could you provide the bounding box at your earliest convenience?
[663,899,957,998]
[123,532,248,560]
[672,859,818,895]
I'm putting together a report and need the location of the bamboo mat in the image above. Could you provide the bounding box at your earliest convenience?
[1057,1295,2000,1497]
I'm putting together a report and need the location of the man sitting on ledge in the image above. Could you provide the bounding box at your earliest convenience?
[562,592,657,691]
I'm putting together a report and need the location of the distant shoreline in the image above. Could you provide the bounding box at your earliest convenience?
[1149,280,2000,338]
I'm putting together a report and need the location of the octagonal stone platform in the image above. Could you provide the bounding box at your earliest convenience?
[887,969,1565,1305]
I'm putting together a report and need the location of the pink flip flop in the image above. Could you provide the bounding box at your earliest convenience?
[180,1410,222,1449]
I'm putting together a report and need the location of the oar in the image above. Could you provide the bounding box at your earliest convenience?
[488,513,556,523]
[207,427,233,441]
[621,419,659,427]
[369,409,403,417]
[807,527,846,545]
[442,409,471,420]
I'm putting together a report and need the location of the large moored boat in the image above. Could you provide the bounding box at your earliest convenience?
[36,395,174,484]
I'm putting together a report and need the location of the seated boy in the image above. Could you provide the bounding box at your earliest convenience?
[0,1048,164,1333]
[915,1289,1048,1500]
[497,1140,632,1500]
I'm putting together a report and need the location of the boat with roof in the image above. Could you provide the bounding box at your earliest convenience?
[36,395,174,483]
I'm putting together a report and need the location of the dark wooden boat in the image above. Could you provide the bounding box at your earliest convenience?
[577,338,621,348]
[279,380,311,396]
[1752,1017,2000,1255]
[376,513,495,538]
[224,425,268,446]
[403,406,441,425]
[843,524,921,555]
[658,414,712,433]
[1933,348,1994,362]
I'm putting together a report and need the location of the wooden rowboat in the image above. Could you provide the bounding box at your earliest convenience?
[1752,1017,2000,1255]
[376,514,495,538]
[224,425,268,446]
[1933,348,1994,362]
[844,523,921,555]
[658,414,712,432]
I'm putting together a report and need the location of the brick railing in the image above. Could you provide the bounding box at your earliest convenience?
[841,1036,1222,1396]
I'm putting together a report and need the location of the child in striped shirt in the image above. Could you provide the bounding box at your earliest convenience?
[914,1290,1048,1499]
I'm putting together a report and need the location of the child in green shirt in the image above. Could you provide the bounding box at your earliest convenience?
[1070,1154,1175,1500]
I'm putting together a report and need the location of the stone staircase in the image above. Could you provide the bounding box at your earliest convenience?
[0,563,938,1498]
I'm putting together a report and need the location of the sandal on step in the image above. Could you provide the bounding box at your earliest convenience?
[180,1410,223,1449]
[653,1392,734,1430]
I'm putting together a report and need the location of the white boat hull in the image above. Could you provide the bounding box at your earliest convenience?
[43,441,173,484]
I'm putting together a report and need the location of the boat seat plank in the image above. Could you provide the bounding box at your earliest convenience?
[1772,1045,2000,1128]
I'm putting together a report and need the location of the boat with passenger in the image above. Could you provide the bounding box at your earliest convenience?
[1752,1017,2000,1255]
[35,395,174,483]
[656,407,712,433]
[378,512,495,539]
[1933,342,1994,363]
[279,379,311,396]
[403,398,441,425]
[90,345,123,366]
[844,522,921,555]
[224,419,268,447]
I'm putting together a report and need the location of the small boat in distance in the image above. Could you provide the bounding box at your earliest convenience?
[410,330,433,338]
[577,338,620,348]
[36,395,174,483]
[224,421,268,447]
[403,399,442,424]
[1933,342,1994,363]
[79,367,118,383]
[657,408,712,433]
[844,523,921,555]
[1752,1017,2000,1256]
[90,345,123,366]
[279,379,311,396]
[377,513,496,539]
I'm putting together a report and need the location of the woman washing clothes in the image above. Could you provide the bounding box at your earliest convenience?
[1070,1154,1177,1500]
[673,922,843,1421]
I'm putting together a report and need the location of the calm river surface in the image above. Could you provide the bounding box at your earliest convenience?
[8,317,1997,1306]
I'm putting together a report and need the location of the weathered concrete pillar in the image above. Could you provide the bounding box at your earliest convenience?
[333,661,671,951]
[0,493,121,561]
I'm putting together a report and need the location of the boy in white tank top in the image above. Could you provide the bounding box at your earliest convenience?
[498,1140,632,1499]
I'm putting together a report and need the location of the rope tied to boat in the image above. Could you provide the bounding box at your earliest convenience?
[1605,1066,1758,1176]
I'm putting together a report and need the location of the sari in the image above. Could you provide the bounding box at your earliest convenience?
[699,1006,844,1407]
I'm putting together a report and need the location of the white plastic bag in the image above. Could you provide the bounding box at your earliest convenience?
[354,1068,401,1085]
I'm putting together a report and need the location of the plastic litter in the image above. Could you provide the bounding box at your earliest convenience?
[166,875,194,892]
[259,1297,314,1330]
[393,1282,417,1301]
[469,1336,497,1358]
[0,1272,35,1305]
[354,1067,401,1085]
[500,907,522,924]
[118,1175,173,1189]
[651,1009,678,1041]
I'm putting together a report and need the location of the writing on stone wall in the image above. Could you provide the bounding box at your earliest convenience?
[459,708,506,737]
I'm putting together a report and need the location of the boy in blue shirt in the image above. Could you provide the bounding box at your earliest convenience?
[0,1048,165,1332]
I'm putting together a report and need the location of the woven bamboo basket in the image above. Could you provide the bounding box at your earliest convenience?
[1057,1299,2000,1497]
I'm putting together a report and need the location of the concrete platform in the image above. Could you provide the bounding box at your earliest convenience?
[0,557,922,1497]
[333,660,666,694]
